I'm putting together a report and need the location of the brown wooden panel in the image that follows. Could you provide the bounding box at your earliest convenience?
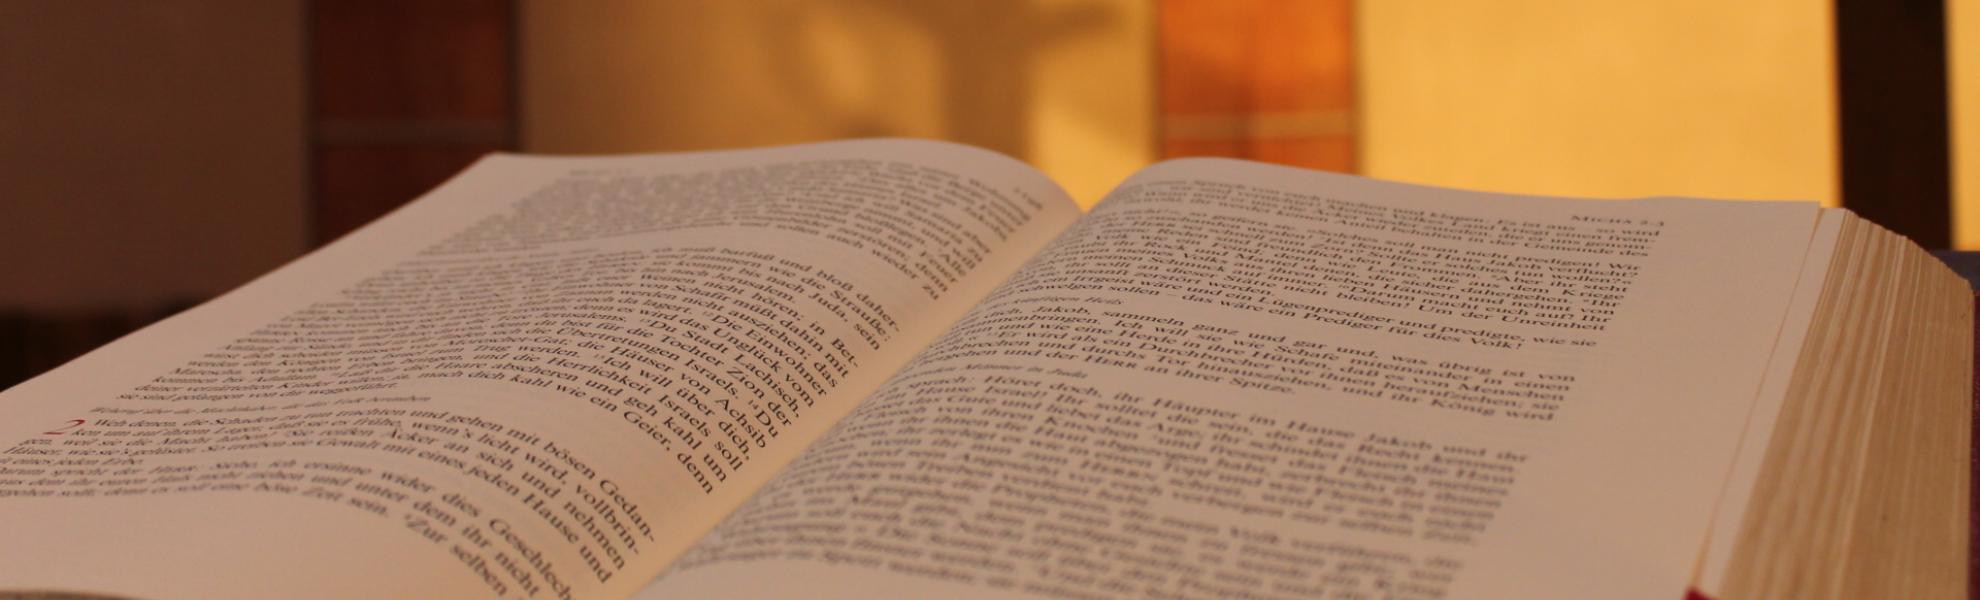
[312,145,500,243]
[1158,0,1354,172]
[307,0,516,246]
[1834,0,1950,248]
[309,0,513,119]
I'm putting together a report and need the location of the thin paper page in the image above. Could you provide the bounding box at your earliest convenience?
[0,140,1079,599]
[644,159,1821,599]
[1692,208,1845,593]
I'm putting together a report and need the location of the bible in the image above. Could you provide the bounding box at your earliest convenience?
[0,139,1966,600]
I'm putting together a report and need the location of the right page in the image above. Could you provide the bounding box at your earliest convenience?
[641,159,1827,599]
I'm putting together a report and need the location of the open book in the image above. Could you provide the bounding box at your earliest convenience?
[0,140,1967,600]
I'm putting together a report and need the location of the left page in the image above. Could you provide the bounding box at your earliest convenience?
[0,140,1079,599]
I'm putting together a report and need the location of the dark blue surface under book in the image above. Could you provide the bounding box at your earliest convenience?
[1915,251,1980,599]
[1946,251,1980,600]
[1931,250,1980,291]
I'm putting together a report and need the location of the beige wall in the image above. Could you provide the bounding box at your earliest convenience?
[1358,0,1835,206]
[519,0,1153,207]
[0,1,306,312]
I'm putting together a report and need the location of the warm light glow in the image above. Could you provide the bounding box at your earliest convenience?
[520,0,1152,210]
[1027,1,1155,209]
[1358,1,1836,207]
[1954,0,1980,248]
[789,4,944,127]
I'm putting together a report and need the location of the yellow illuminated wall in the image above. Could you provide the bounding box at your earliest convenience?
[520,0,1153,208]
[529,2,1941,233]
[1357,1,1836,207]
[1955,0,1980,248]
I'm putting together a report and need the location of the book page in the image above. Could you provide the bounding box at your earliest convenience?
[1692,208,1844,593]
[643,159,1824,599]
[0,140,1078,599]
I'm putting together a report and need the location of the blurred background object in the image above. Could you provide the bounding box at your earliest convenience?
[0,0,1968,388]
[1158,0,1354,172]
[0,1,306,388]
[521,0,1153,209]
[311,0,517,243]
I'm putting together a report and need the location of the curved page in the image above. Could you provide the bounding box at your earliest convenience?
[0,140,1079,599]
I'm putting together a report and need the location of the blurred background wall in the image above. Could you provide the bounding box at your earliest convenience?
[0,0,307,313]
[519,0,1153,207]
[0,0,306,386]
[1956,0,1980,248]
[0,0,1972,388]
[1360,0,1835,206]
